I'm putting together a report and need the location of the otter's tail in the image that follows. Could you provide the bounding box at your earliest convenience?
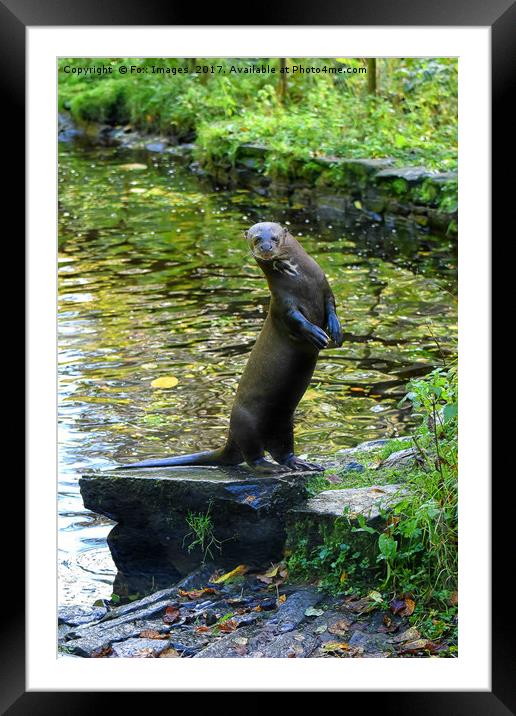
[117,446,240,470]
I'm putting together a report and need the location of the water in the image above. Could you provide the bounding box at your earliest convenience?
[58,143,457,606]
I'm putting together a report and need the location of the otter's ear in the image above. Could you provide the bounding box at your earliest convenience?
[281,226,289,239]
[243,230,249,240]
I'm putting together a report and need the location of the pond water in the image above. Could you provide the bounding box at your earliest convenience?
[58,142,457,606]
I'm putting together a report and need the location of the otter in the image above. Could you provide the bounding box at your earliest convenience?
[120,222,343,475]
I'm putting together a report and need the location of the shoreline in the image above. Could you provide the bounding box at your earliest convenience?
[59,112,457,236]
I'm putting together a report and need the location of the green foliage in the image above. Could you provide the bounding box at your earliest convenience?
[386,365,458,600]
[59,57,457,174]
[287,516,375,595]
[287,362,458,614]
[183,503,222,563]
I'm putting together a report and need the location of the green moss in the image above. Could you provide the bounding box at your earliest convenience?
[412,178,458,214]
[69,81,130,125]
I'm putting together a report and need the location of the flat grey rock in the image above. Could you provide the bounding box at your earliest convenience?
[110,637,172,658]
[292,484,405,521]
[58,604,107,626]
[80,467,309,586]
[267,589,323,633]
[193,625,258,658]
[379,447,418,469]
[376,167,430,182]
[256,631,318,658]
[65,618,172,657]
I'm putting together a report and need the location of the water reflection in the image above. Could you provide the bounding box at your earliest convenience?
[58,144,457,605]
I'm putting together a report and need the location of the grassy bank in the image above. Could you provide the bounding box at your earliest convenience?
[286,363,458,645]
[59,58,457,177]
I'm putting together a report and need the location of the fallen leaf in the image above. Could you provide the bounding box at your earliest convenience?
[139,629,168,640]
[328,618,352,635]
[305,607,324,617]
[257,562,286,580]
[277,594,287,605]
[389,595,416,617]
[403,598,416,616]
[178,587,218,599]
[218,619,238,633]
[159,648,180,658]
[211,565,248,584]
[151,376,179,389]
[368,590,384,604]
[390,627,420,644]
[389,598,405,614]
[398,639,440,655]
[163,605,180,624]
[195,625,211,633]
[346,596,379,615]
[383,614,392,628]
[321,641,351,653]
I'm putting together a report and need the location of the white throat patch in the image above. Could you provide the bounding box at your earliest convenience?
[273,259,299,276]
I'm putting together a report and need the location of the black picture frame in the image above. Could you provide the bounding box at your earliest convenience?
[6,0,506,710]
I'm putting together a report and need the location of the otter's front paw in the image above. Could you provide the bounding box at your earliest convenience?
[327,314,343,347]
[303,324,330,350]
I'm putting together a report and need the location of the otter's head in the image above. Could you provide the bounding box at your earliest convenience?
[245,222,288,262]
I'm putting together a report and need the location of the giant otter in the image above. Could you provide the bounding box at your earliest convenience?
[120,222,343,475]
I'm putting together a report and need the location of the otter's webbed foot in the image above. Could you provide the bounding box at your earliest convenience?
[247,458,291,475]
[280,455,326,472]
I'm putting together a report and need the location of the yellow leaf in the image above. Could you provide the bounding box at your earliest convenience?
[368,590,383,604]
[322,641,350,652]
[260,562,286,579]
[339,571,348,583]
[146,187,168,196]
[211,565,248,584]
[151,376,179,389]
[302,389,320,401]
[353,200,363,210]
[119,163,147,171]
[277,594,287,604]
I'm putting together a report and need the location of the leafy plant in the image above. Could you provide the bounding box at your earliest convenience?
[287,362,458,612]
[183,502,222,563]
